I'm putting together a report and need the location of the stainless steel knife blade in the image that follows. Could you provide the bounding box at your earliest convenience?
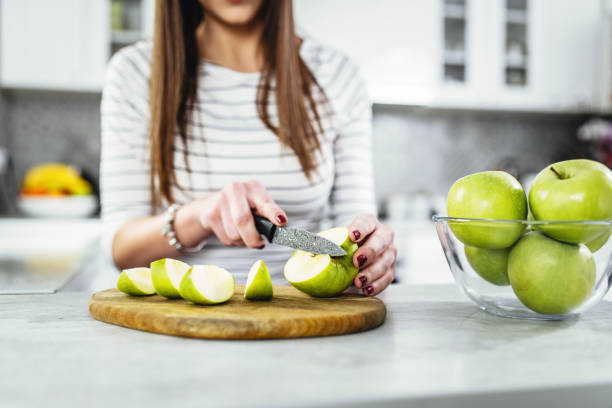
[272,225,347,256]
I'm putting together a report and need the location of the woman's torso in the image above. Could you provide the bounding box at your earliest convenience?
[100,37,375,283]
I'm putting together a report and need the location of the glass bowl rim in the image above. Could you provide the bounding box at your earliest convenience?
[432,215,612,226]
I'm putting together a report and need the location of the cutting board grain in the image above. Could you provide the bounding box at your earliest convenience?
[89,285,386,339]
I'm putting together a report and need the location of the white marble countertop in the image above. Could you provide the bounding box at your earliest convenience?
[2,284,612,408]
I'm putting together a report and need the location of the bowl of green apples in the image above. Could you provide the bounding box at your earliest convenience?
[433,159,612,320]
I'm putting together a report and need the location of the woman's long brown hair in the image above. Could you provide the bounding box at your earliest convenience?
[149,0,327,211]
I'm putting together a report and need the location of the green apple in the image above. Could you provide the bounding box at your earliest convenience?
[464,245,510,286]
[586,230,611,253]
[244,260,273,300]
[151,258,191,298]
[529,159,612,243]
[447,171,527,248]
[179,265,235,305]
[508,231,596,315]
[117,267,155,296]
[284,227,359,297]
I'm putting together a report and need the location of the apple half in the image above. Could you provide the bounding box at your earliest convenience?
[244,260,273,300]
[117,267,155,296]
[151,258,191,299]
[284,227,358,297]
[179,265,235,305]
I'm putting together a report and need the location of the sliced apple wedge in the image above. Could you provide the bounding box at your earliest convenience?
[117,267,155,296]
[151,258,191,299]
[179,265,235,305]
[244,260,273,300]
[284,227,358,297]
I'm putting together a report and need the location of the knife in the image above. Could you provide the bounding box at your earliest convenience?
[252,214,346,256]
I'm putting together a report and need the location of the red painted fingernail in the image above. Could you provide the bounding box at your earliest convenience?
[357,255,367,267]
[276,214,287,224]
[359,276,367,286]
[366,286,374,295]
[353,230,361,240]
[258,244,265,250]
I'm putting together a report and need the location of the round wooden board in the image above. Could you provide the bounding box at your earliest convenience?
[89,285,386,339]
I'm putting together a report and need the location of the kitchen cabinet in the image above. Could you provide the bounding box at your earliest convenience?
[294,0,442,106]
[497,0,603,111]
[1,0,605,109]
[0,0,109,91]
[295,0,606,112]
[109,0,154,56]
[0,0,154,91]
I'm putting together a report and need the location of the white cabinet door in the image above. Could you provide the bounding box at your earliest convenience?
[529,0,603,111]
[439,0,603,111]
[294,0,440,105]
[438,0,505,108]
[295,0,604,112]
[141,0,156,40]
[1,0,109,91]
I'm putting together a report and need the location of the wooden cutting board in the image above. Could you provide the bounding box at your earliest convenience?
[89,285,386,339]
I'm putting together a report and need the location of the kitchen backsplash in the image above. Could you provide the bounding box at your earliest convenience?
[1,90,101,191]
[372,105,590,198]
[0,89,591,212]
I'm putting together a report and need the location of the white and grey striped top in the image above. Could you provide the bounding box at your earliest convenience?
[100,37,376,283]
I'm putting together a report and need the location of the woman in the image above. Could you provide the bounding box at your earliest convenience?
[100,0,396,296]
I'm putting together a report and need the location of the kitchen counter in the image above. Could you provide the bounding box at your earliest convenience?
[2,285,612,408]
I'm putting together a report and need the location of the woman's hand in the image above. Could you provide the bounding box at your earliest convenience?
[348,214,397,296]
[179,180,287,249]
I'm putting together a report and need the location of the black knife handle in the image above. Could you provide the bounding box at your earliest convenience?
[253,213,277,242]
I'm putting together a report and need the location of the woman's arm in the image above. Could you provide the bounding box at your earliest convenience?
[112,181,288,269]
[328,61,377,226]
[111,203,204,269]
[100,44,156,270]
[328,60,397,296]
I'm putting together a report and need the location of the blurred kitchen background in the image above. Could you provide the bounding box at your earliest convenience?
[1,0,612,293]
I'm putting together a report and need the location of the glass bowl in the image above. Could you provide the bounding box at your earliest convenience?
[433,216,612,320]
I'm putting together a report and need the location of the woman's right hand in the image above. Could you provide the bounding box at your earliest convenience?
[186,180,288,248]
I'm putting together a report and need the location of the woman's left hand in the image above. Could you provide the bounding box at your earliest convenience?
[348,214,397,296]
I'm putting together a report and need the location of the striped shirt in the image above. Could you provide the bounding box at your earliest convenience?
[100,37,376,284]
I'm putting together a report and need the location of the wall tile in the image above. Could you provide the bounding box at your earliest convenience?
[372,105,590,202]
[0,90,592,214]
[1,90,101,187]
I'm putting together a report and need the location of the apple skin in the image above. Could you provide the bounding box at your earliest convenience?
[586,230,611,253]
[179,266,235,305]
[284,227,359,298]
[151,258,189,299]
[508,231,596,315]
[244,260,273,301]
[447,171,527,248]
[529,159,612,243]
[285,256,355,298]
[117,268,155,296]
[464,245,510,286]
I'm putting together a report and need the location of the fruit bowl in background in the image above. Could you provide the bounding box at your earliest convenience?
[18,195,97,218]
[433,216,612,321]
[18,162,98,218]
